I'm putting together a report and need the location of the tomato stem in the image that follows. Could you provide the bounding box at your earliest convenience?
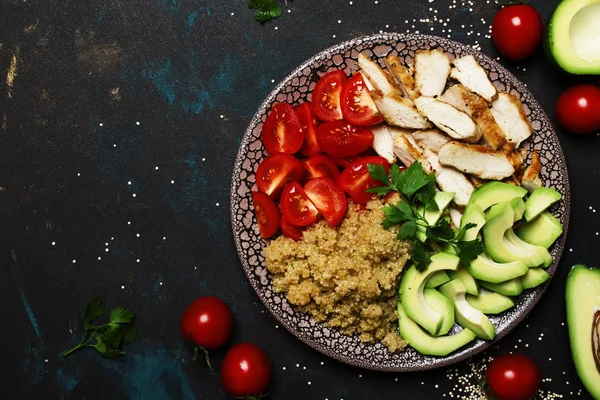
[192,345,212,370]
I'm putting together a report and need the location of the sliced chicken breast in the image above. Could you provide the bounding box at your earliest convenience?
[414,96,481,143]
[414,49,451,97]
[450,55,498,102]
[521,149,543,192]
[424,149,475,207]
[448,207,464,230]
[393,131,432,171]
[370,124,397,164]
[384,55,420,101]
[439,84,506,150]
[358,53,402,96]
[372,92,432,129]
[438,141,516,180]
[412,129,451,153]
[490,92,533,147]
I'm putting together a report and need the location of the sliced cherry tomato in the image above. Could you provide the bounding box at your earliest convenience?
[331,149,377,168]
[312,70,347,122]
[296,102,320,156]
[341,72,383,126]
[221,343,271,398]
[316,120,374,158]
[303,154,340,180]
[181,296,233,350]
[555,84,600,135]
[304,177,348,227]
[251,191,281,238]
[256,153,305,199]
[261,103,304,154]
[491,5,543,61]
[280,217,305,241]
[280,181,319,226]
[337,156,390,204]
[485,354,541,400]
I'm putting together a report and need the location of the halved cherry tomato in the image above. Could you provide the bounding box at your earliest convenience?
[304,177,348,227]
[337,156,390,204]
[280,218,305,241]
[261,103,304,154]
[251,191,281,238]
[303,154,340,181]
[256,153,305,199]
[316,120,374,158]
[279,181,319,226]
[312,70,347,122]
[341,72,383,126]
[296,102,320,156]
[331,149,377,168]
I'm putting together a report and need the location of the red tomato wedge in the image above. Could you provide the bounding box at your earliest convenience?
[337,156,390,204]
[280,181,319,226]
[280,218,305,241]
[316,120,374,158]
[251,191,281,238]
[341,72,383,126]
[303,154,340,181]
[261,103,304,154]
[312,70,347,122]
[331,149,377,168]
[256,153,305,199]
[296,102,320,156]
[304,177,348,227]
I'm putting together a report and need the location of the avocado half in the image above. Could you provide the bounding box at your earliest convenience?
[546,0,600,74]
[566,264,600,399]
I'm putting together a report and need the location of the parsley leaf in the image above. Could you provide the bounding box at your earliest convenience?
[248,0,282,22]
[64,299,136,359]
[453,239,485,269]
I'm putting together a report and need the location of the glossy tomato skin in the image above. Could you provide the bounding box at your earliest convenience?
[261,103,304,154]
[256,153,305,199]
[316,120,374,158]
[296,102,320,156]
[338,156,390,204]
[303,153,340,180]
[280,181,320,226]
[341,72,383,126]
[221,343,271,398]
[180,297,233,350]
[251,191,281,239]
[491,5,543,61]
[280,217,305,241]
[485,354,541,400]
[304,177,348,227]
[312,70,347,122]
[555,84,600,134]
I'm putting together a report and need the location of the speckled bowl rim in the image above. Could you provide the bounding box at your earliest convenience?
[230,32,571,372]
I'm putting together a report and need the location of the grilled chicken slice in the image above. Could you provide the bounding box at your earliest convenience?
[412,129,451,153]
[448,207,464,230]
[450,55,498,102]
[358,53,402,96]
[414,49,451,97]
[521,149,543,192]
[501,142,526,172]
[439,84,506,150]
[438,141,516,180]
[372,92,432,129]
[393,131,432,171]
[370,124,398,164]
[424,149,475,207]
[385,55,420,101]
[414,96,481,143]
[490,92,533,147]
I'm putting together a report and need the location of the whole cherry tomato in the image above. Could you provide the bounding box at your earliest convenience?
[555,84,600,135]
[221,343,271,398]
[181,296,233,350]
[485,354,541,400]
[491,5,543,61]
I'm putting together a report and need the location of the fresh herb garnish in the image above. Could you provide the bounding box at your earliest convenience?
[63,298,136,358]
[248,0,283,22]
[368,161,484,271]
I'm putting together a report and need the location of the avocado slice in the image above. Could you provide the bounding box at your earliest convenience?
[465,181,527,214]
[505,228,553,268]
[516,211,564,249]
[448,267,479,296]
[424,288,455,336]
[459,204,486,241]
[397,302,477,357]
[524,187,562,222]
[439,279,496,340]
[479,277,524,297]
[399,252,460,336]
[416,191,455,242]
[566,264,600,399]
[466,288,515,315]
[546,0,600,75]
[467,254,529,283]
[425,271,451,288]
[521,267,551,290]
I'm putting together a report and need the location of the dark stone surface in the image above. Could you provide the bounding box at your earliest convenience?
[1,0,597,398]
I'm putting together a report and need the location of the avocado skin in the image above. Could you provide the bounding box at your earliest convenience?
[566,264,600,399]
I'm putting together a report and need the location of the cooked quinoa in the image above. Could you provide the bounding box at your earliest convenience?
[263,199,412,352]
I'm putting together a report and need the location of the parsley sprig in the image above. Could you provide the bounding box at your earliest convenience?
[248,0,283,22]
[367,161,483,271]
[63,298,136,358]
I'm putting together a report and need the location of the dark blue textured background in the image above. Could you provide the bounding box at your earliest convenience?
[1,0,598,398]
